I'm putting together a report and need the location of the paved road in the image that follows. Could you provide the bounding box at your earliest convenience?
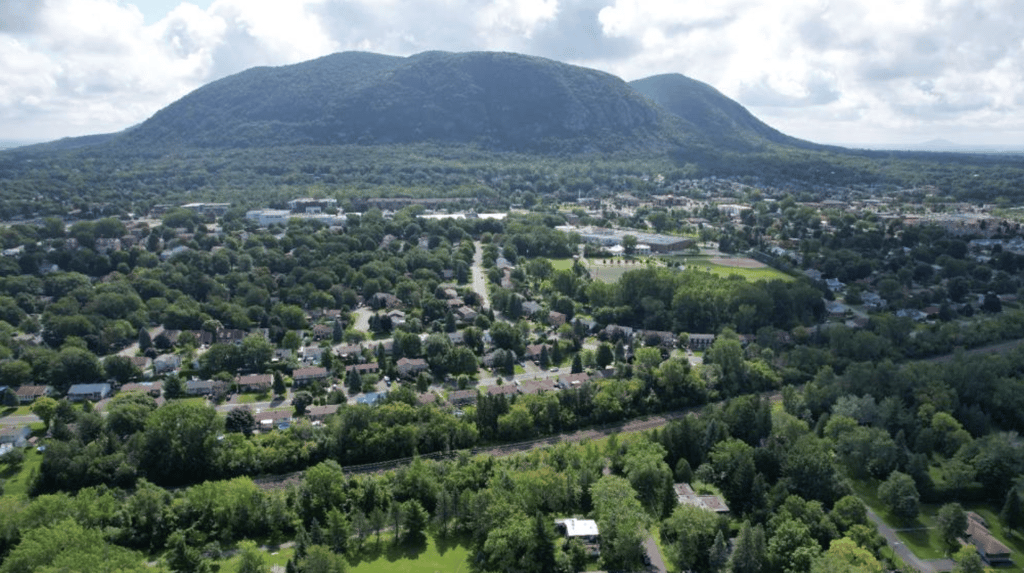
[471,241,491,311]
[865,508,955,573]
[642,534,668,573]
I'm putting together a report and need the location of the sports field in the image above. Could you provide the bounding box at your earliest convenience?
[579,256,793,283]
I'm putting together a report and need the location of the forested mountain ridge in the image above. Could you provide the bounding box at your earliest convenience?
[114,50,687,153]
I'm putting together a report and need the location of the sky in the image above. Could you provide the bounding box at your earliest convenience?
[2,0,1023,147]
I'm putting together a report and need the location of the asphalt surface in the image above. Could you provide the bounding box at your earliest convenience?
[865,508,955,573]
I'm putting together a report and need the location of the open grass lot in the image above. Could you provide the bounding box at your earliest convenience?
[663,255,795,282]
[216,545,295,572]
[549,258,575,271]
[235,392,271,405]
[0,405,35,418]
[347,533,471,573]
[850,478,1024,570]
[0,446,43,497]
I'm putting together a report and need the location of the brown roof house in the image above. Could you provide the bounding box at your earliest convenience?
[237,374,273,393]
[292,367,330,387]
[15,385,52,404]
[962,512,1012,565]
[396,358,429,379]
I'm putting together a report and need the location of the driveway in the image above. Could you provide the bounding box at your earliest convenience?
[865,508,955,573]
[642,533,668,573]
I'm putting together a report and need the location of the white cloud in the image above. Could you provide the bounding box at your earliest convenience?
[1,0,1022,145]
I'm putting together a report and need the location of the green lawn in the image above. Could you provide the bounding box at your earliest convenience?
[235,392,271,405]
[347,532,471,573]
[0,405,35,418]
[1,446,43,498]
[549,258,575,271]
[216,544,295,572]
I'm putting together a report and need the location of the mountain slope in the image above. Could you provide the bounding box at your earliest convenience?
[629,73,824,151]
[120,51,682,153]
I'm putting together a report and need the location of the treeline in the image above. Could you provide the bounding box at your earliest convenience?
[3,391,899,573]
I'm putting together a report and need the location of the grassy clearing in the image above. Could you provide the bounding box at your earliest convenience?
[216,544,295,572]
[549,258,575,271]
[347,532,471,573]
[235,392,271,405]
[0,446,43,498]
[0,405,35,418]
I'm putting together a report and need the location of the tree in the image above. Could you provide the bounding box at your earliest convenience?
[952,545,985,573]
[104,355,142,384]
[662,504,725,571]
[31,396,58,429]
[810,537,883,573]
[293,391,313,416]
[273,371,286,397]
[237,540,269,573]
[596,342,614,369]
[164,374,186,399]
[138,400,222,486]
[326,508,351,554]
[877,471,919,521]
[728,520,766,573]
[622,234,638,255]
[138,327,152,352]
[299,545,346,573]
[936,503,967,551]
[403,500,428,542]
[591,475,648,570]
[571,353,583,374]
[226,407,256,436]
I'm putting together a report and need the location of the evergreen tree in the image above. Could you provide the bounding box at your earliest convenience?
[539,345,551,369]
[1001,485,1024,532]
[728,521,766,573]
[571,353,583,374]
[273,371,286,397]
[332,320,343,343]
[709,530,729,572]
[138,327,152,352]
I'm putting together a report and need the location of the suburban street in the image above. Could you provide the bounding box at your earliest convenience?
[471,240,491,311]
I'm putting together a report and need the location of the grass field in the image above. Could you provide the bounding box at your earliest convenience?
[0,446,43,497]
[235,392,271,405]
[347,533,470,573]
[0,405,35,418]
[216,544,295,572]
[549,258,575,271]
[580,256,793,284]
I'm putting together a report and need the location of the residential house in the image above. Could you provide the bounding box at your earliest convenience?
[518,378,557,395]
[521,300,543,317]
[554,518,600,556]
[15,385,52,404]
[548,311,567,327]
[487,384,518,398]
[448,389,478,406]
[371,292,401,309]
[185,379,228,396]
[454,306,478,322]
[674,483,730,514]
[524,344,550,362]
[237,374,273,393]
[306,404,341,422]
[600,324,634,343]
[120,381,163,397]
[255,409,292,432]
[557,372,591,390]
[396,358,429,378]
[154,353,182,374]
[346,363,380,376]
[292,367,330,387]
[686,334,716,351]
[962,512,1012,565]
[311,324,333,340]
[129,356,153,372]
[67,383,112,402]
[0,426,32,448]
[301,346,325,365]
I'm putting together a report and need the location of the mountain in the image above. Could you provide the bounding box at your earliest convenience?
[119,51,686,153]
[628,74,824,151]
